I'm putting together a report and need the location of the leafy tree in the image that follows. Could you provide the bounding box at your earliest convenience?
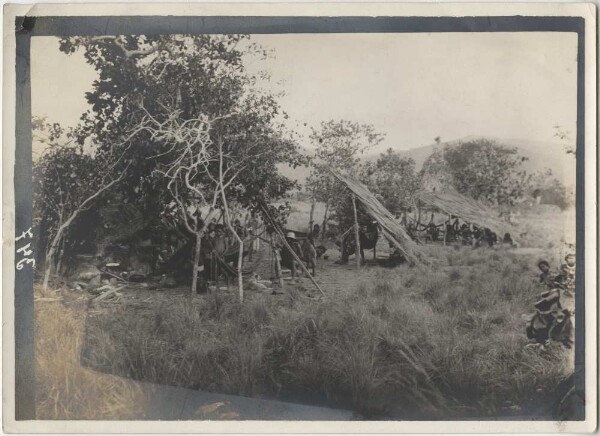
[420,139,530,206]
[59,35,259,208]
[360,148,420,214]
[305,120,384,235]
[59,34,303,210]
[58,35,304,296]
[33,119,129,291]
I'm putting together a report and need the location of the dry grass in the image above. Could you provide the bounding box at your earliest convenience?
[35,296,148,419]
[35,202,576,419]
[513,205,575,252]
[81,246,573,419]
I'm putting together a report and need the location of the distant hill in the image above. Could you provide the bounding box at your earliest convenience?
[390,136,575,183]
[279,136,576,188]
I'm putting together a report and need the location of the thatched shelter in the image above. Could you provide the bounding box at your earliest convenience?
[328,168,430,266]
[416,190,510,235]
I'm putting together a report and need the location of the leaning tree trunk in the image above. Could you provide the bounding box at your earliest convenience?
[309,195,316,235]
[42,213,77,292]
[42,237,60,293]
[41,168,127,293]
[321,198,330,241]
[55,236,66,277]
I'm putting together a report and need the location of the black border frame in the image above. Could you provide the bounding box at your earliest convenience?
[14,15,586,421]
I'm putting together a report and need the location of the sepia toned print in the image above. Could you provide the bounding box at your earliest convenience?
[3,4,596,433]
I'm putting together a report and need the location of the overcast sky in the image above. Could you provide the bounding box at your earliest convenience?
[32,32,577,154]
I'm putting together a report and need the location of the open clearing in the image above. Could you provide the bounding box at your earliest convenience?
[36,205,577,419]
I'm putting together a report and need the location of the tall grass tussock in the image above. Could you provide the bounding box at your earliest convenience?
[35,296,148,419]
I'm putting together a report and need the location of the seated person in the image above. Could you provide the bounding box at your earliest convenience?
[213,225,228,255]
[280,232,303,277]
[309,223,320,241]
[128,255,151,282]
[558,253,576,293]
[526,288,572,348]
[406,221,417,240]
[380,247,406,268]
[472,225,483,243]
[444,217,457,242]
[538,260,556,288]
[459,223,472,245]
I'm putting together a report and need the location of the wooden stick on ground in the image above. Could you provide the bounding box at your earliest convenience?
[34,297,63,303]
[101,269,128,282]
[93,285,127,303]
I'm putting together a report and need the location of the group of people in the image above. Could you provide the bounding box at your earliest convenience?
[538,255,576,296]
[277,224,325,278]
[154,214,263,290]
[525,253,576,349]
[405,214,502,248]
[201,215,265,284]
[336,221,379,265]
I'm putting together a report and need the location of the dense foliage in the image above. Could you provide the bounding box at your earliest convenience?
[33,145,98,261]
[59,35,304,229]
[420,139,530,206]
[361,148,420,214]
[305,120,384,231]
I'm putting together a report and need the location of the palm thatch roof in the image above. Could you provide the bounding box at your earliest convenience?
[416,190,510,234]
[328,168,430,266]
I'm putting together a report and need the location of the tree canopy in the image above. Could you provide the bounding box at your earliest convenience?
[59,34,304,228]
[304,120,384,232]
[361,148,420,214]
[420,139,530,206]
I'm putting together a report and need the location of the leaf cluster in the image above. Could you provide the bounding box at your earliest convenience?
[361,148,420,213]
[58,34,304,232]
[421,139,530,206]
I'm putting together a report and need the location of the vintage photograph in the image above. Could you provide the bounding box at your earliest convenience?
[3,6,596,431]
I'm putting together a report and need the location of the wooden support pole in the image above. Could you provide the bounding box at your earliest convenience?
[352,194,361,269]
[269,234,274,278]
[443,215,449,246]
[374,235,377,260]
[321,199,329,242]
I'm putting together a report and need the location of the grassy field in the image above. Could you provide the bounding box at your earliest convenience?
[34,289,149,419]
[35,204,576,419]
